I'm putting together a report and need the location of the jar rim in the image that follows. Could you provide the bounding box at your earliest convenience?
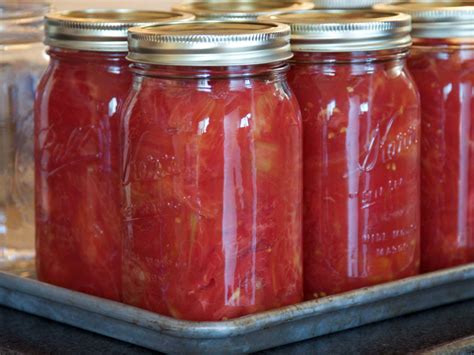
[259,10,412,52]
[172,0,314,21]
[374,2,474,39]
[312,0,393,9]
[127,21,293,66]
[45,9,195,52]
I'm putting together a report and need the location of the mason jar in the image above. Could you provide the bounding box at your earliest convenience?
[0,2,49,267]
[34,9,193,301]
[376,2,474,272]
[262,10,421,297]
[122,21,303,321]
[172,0,313,20]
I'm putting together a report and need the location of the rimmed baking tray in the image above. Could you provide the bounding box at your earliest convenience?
[0,261,473,353]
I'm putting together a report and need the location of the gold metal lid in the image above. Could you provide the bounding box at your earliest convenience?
[313,0,394,9]
[260,10,411,52]
[172,0,314,21]
[45,9,195,52]
[374,2,474,38]
[127,21,292,66]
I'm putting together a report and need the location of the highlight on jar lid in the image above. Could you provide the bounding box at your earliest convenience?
[374,2,474,39]
[312,0,393,9]
[259,10,412,52]
[44,9,195,52]
[127,21,292,66]
[172,0,314,20]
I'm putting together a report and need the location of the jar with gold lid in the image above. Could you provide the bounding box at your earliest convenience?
[121,21,303,321]
[261,10,421,298]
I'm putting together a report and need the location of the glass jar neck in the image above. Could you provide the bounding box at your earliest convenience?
[291,48,408,64]
[47,47,128,65]
[130,62,289,80]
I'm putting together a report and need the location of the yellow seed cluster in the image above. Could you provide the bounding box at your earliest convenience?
[386,163,397,171]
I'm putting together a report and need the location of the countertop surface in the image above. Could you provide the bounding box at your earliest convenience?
[1,299,474,354]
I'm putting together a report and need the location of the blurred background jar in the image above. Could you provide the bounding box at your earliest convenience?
[0,1,49,267]
[42,0,179,11]
[172,0,314,21]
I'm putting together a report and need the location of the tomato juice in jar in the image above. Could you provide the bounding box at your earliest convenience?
[263,11,421,297]
[172,0,313,21]
[34,10,193,301]
[376,2,474,272]
[122,22,303,321]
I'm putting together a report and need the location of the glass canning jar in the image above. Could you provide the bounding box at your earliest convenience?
[262,11,421,297]
[376,2,474,272]
[34,9,193,301]
[122,22,303,321]
[172,0,313,20]
[0,2,49,267]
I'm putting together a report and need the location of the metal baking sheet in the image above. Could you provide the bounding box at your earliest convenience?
[0,261,473,353]
[423,336,474,355]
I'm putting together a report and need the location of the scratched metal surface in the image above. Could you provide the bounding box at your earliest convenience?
[0,262,473,353]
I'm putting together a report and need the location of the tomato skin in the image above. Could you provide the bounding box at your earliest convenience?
[288,51,421,298]
[121,64,303,321]
[408,39,474,272]
[34,48,127,301]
